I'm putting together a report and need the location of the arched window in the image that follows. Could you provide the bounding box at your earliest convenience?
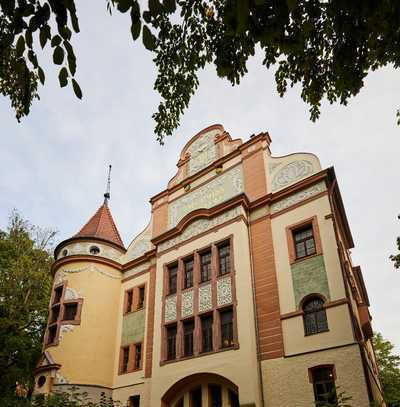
[303,297,328,335]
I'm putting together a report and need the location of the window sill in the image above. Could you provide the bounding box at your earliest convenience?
[305,328,330,337]
[160,344,239,366]
[118,367,142,376]
[61,319,80,325]
[291,252,321,265]
[123,307,146,316]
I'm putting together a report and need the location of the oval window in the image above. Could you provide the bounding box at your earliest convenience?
[62,249,68,257]
[89,246,100,255]
[37,375,46,388]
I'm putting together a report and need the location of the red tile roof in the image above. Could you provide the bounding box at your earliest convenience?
[74,203,124,249]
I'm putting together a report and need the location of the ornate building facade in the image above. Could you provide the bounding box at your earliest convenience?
[34,125,384,406]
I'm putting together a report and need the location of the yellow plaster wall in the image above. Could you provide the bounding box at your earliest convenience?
[262,344,370,407]
[271,195,346,315]
[283,304,355,356]
[150,218,263,406]
[50,262,121,388]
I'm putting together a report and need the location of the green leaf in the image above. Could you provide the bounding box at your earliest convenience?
[163,0,176,14]
[38,67,45,85]
[71,12,80,33]
[39,27,49,48]
[16,36,25,57]
[149,0,162,16]
[25,30,33,48]
[130,1,141,23]
[68,55,76,75]
[59,25,72,40]
[143,10,151,23]
[28,50,38,67]
[51,35,62,47]
[236,0,249,34]
[58,67,68,87]
[142,25,156,50]
[131,21,141,41]
[72,78,82,99]
[53,46,64,65]
[116,0,131,13]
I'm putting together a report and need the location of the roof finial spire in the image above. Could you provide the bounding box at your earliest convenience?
[104,164,112,205]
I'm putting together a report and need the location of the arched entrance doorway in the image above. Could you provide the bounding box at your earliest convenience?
[161,373,239,407]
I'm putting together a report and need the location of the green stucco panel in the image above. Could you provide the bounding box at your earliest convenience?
[291,255,330,308]
[121,309,145,346]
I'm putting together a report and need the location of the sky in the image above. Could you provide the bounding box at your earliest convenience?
[1,4,399,352]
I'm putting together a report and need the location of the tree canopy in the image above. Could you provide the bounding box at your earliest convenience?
[0,211,55,398]
[373,332,400,406]
[1,1,400,142]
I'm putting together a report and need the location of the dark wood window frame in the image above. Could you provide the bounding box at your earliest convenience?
[166,324,177,361]
[183,257,194,289]
[293,225,316,259]
[200,313,214,353]
[168,264,178,295]
[45,281,83,347]
[286,216,322,264]
[309,365,337,404]
[161,235,239,364]
[129,395,140,407]
[123,284,147,315]
[200,250,212,283]
[118,341,143,375]
[183,319,195,357]
[302,296,329,336]
[217,242,231,276]
[220,307,234,348]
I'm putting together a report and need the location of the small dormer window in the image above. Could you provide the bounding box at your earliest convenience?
[62,249,68,257]
[89,246,100,255]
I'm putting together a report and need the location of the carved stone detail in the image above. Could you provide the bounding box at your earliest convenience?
[159,206,241,253]
[181,290,194,317]
[165,295,177,322]
[217,276,232,306]
[188,130,218,176]
[271,182,326,214]
[168,166,244,228]
[199,284,212,312]
[271,160,314,192]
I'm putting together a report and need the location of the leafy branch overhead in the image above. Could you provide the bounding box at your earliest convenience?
[1,1,400,142]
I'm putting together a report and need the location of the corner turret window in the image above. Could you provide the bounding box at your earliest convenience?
[303,297,328,335]
[62,249,68,257]
[89,245,100,255]
[37,375,46,388]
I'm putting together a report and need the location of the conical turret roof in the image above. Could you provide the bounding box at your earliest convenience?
[74,202,124,249]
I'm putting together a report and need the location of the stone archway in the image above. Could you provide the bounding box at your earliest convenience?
[161,373,239,407]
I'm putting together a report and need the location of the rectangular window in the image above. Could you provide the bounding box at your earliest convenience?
[293,226,316,259]
[183,320,194,357]
[218,243,231,275]
[138,286,145,309]
[63,303,78,321]
[126,289,133,313]
[201,315,213,353]
[200,251,212,283]
[129,395,140,407]
[220,309,234,348]
[134,343,142,370]
[53,286,63,304]
[50,305,60,323]
[209,385,222,407]
[166,325,177,360]
[121,346,129,373]
[168,265,178,295]
[184,258,194,289]
[312,366,337,404]
[190,387,202,407]
[47,325,57,345]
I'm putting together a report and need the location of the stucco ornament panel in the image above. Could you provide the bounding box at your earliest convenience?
[121,309,145,346]
[188,129,218,176]
[64,287,79,300]
[124,222,153,262]
[217,276,232,306]
[199,284,212,312]
[271,182,326,214]
[59,324,74,341]
[168,165,244,228]
[181,290,194,317]
[158,206,242,252]
[271,160,314,192]
[165,295,177,322]
[61,264,121,280]
[57,242,121,261]
[54,372,69,384]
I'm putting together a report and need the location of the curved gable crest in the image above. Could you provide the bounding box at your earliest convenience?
[168,124,242,188]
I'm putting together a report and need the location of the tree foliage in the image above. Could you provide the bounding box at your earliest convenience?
[389,215,400,270]
[1,1,400,142]
[0,211,55,398]
[373,332,400,406]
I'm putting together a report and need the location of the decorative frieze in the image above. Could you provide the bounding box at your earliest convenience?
[181,290,194,317]
[271,160,314,192]
[217,276,233,306]
[199,284,212,312]
[158,206,242,253]
[165,295,177,322]
[271,182,326,214]
[168,165,244,228]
